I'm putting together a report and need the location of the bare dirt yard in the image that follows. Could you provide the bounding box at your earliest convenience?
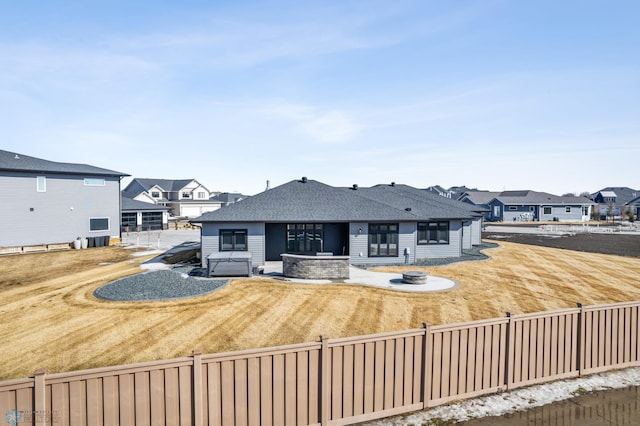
[1,236,639,381]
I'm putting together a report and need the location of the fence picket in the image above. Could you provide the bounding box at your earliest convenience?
[2,301,640,425]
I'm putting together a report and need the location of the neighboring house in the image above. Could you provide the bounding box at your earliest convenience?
[590,187,639,220]
[192,178,484,268]
[209,192,248,207]
[626,195,640,219]
[425,185,452,198]
[121,197,171,231]
[122,178,222,218]
[458,190,501,222]
[0,149,127,252]
[485,190,594,222]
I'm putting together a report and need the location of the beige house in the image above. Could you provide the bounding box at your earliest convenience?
[122,178,223,218]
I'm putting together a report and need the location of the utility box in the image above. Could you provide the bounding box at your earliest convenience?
[207,252,253,277]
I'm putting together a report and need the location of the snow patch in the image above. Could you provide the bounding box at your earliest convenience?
[365,367,640,425]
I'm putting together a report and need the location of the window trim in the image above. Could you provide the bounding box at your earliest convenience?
[36,176,46,192]
[368,223,399,257]
[417,221,450,245]
[543,207,552,215]
[89,217,110,232]
[219,229,248,251]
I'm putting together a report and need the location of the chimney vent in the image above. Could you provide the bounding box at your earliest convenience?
[352,184,358,190]
[405,207,412,211]
[301,177,308,183]
[391,182,395,187]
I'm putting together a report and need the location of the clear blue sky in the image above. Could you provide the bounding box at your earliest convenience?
[1,1,638,195]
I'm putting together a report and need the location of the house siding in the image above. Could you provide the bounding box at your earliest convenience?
[415,220,462,260]
[471,218,482,245]
[201,222,265,267]
[502,205,537,222]
[0,172,121,247]
[349,222,416,265]
[539,206,588,222]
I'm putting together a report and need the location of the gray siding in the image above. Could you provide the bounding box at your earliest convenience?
[471,218,482,245]
[201,222,265,267]
[462,221,472,249]
[0,172,121,247]
[539,205,586,222]
[349,222,416,265]
[415,220,462,260]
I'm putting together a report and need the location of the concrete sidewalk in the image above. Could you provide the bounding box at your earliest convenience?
[262,262,457,293]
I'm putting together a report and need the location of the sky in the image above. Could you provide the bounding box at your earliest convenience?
[1,1,638,196]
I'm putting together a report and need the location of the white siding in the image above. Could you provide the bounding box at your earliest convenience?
[201,222,265,267]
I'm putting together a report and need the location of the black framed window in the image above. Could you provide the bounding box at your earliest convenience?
[543,207,552,215]
[90,218,109,232]
[220,229,248,251]
[418,222,449,245]
[368,223,398,257]
[287,224,323,254]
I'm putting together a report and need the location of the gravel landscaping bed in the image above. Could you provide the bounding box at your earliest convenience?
[413,242,499,267]
[94,269,228,301]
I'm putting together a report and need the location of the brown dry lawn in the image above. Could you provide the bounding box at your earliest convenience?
[1,241,639,381]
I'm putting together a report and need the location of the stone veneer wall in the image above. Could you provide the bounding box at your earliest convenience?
[282,254,350,280]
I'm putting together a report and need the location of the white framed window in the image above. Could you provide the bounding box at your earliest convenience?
[151,191,160,198]
[90,217,110,232]
[509,206,517,211]
[197,191,206,199]
[84,178,105,186]
[37,176,46,192]
[543,207,552,215]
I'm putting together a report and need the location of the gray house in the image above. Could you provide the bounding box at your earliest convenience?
[0,149,127,252]
[192,178,483,268]
[485,190,593,222]
[590,187,639,220]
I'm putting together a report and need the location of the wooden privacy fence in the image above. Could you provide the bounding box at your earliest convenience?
[1,301,639,425]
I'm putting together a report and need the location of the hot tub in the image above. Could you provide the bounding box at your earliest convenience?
[207,252,253,277]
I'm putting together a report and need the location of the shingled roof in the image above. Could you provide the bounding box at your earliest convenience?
[193,178,477,223]
[0,149,127,177]
[492,190,592,205]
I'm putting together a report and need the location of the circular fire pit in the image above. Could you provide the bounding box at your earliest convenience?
[402,271,427,285]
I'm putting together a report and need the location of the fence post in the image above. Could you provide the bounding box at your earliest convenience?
[33,368,47,418]
[505,312,515,390]
[421,323,432,409]
[320,335,329,426]
[192,350,203,426]
[577,303,584,376]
